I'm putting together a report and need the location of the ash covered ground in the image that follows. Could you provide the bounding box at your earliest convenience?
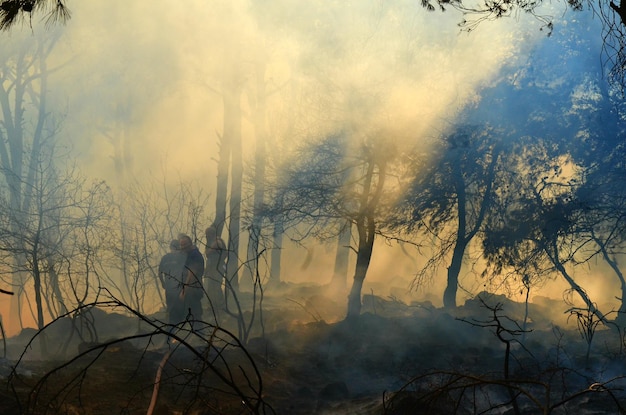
[1,285,624,414]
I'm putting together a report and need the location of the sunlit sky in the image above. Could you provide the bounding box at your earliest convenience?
[2,0,615,331]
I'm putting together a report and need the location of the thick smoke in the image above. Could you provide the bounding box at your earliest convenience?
[0,0,575,331]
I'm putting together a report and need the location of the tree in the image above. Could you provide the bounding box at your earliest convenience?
[395,125,502,308]
[468,13,626,323]
[218,68,244,297]
[108,175,211,316]
[207,25,247,298]
[557,58,626,323]
[414,0,626,89]
[0,146,113,355]
[269,133,401,318]
[0,0,69,30]
[268,191,284,286]
[241,51,271,292]
[560,132,626,324]
[482,139,610,323]
[330,221,352,290]
[0,30,64,330]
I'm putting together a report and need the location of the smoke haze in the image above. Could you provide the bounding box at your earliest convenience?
[37,1,540,179]
[2,0,612,333]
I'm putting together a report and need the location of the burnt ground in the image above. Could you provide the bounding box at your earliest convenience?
[1,285,625,414]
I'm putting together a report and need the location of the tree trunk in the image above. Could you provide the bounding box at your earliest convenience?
[347,273,365,318]
[226,84,243,296]
[330,221,351,290]
[548,241,606,323]
[443,240,465,309]
[3,48,26,329]
[346,221,374,319]
[214,70,243,298]
[615,280,626,324]
[32,242,48,357]
[108,100,134,185]
[346,153,386,319]
[242,61,267,292]
[214,131,230,235]
[48,265,67,316]
[443,164,467,309]
[596,240,625,325]
[214,72,241,236]
[269,202,284,286]
[442,141,498,309]
[1,38,55,331]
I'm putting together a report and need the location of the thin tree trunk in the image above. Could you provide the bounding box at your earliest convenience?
[2,38,56,331]
[214,73,240,235]
[330,221,351,290]
[346,220,374,319]
[443,239,465,309]
[346,156,384,319]
[48,265,67,316]
[547,240,606,323]
[242,61,267,292]
[4,48,26,328]
[32,239,48,357]
[269,200,284,286]
[444,165,467,309]
[225,77,243,295]
[214,128,230,235]
[595,238,626,324]
[442,145,498,308]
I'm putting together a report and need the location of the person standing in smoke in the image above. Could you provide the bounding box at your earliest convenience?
[204,224,227,318]
[178,233,205,324]
[158,239,187,325]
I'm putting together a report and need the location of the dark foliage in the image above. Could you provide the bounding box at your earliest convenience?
[0,0,69,30]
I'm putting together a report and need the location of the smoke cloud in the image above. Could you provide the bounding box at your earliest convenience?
[3,0,593,329]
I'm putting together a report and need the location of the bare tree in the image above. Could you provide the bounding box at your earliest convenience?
[269,199,284,286]
[0,145,114,357]
[268,133,403,318]
[204,64,247,301]
[0,30,65,330]
[108,175,211,316]
[240,57,270,293]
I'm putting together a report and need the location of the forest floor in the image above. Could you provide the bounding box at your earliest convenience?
[0,284,625,414]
